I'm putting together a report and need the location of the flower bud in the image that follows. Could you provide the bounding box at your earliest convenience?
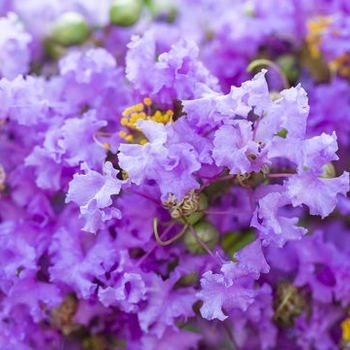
[51,12,89,47]
[146,0,177,23]
[184,221,219,255]
[109,0,143,27]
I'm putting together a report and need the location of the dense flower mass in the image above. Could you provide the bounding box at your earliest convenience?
[1,1,350,349]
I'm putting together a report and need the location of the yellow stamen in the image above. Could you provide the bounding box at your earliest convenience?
[125,134,133,142]
[329,53,350,77]
[306,16,332,59]
[143,97,152,106]
[342,317,350,342]
[119,130,127,138]
[140,138,148,145]
[102,143,111,150]
[120,117,128,126]
[120,100,174,145]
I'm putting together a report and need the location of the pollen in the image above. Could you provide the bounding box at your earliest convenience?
[329,53,350,77]
[341,317,350,342]
[140,138,148,145]
[125,134,133,142]
[306,16,332,59]
[120,98,173,144]
[102,142,111,150]
[143,97,152,106]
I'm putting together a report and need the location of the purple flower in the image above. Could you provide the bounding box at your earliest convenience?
[126,27,220,105]
[66,161,123,233]
[0,12,32,79]
[286,171,349,218]
[307,77,350,148]
[251,185,308,247]
[138,267,198,338]
[98,272,147,312]
[197,240,269,321]
[48,224,119,298]
[119,120,201,201]
[213,121,268,174]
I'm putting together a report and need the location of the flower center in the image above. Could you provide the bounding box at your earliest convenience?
[119,97,173,144]
[306,16,332,59]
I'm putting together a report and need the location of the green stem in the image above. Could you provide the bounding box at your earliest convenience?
[247,58,289,89]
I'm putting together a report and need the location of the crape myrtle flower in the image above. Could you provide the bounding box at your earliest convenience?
[251,185,308,247]
[57,47,131,113]
[0,12,32,79]
[21,48,130,192]
[125,27,221,106]
[306,12,350,80]
[286,302,344,350]
[227,284,277,350]
[197,240,270,322]
[66,161,123,232]
[119,119,202,202]
[48,223,120,299]
[307,77,350,149]
[1,1,350,349]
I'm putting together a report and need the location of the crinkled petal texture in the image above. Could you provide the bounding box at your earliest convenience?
[119,120,201,201]
[292,231,337,303]
[269,132,340,175]
[0,220,63,328]
[58,47,118,105]
[213,121,267,174]
[227,283,277,350]
[251,185,307,247]
[66,161,123,232]
[138,268,198,338]
[197,240,269,321]
[0,12,32,79]
[26,110,108,189]
[126,27,220,105]
[98,272,147,313]
[49,226,119,299]
[182,70,271,128]
[307,78,350,148]
[286,171,349,218]
[256,84,309,141]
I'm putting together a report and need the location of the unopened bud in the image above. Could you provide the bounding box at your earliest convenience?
[184,220,219,255]
[51,12,89,47]
[110,0,143,27]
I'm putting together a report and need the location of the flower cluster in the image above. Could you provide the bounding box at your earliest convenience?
[1,1,350,349]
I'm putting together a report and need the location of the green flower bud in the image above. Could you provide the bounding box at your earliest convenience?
[110,0,143,27]
[145,0,177,23]
[277,54,300,85]
[184,221,219,255]
[51,12,89,47]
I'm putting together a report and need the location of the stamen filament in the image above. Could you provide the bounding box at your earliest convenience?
[153,218,189,246]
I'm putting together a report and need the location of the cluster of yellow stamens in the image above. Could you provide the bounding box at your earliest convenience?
[306,16,350,78]
[119,97,173,145]
[342,314,350,346]
[306,16,332,59]
[329,53,350,78]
